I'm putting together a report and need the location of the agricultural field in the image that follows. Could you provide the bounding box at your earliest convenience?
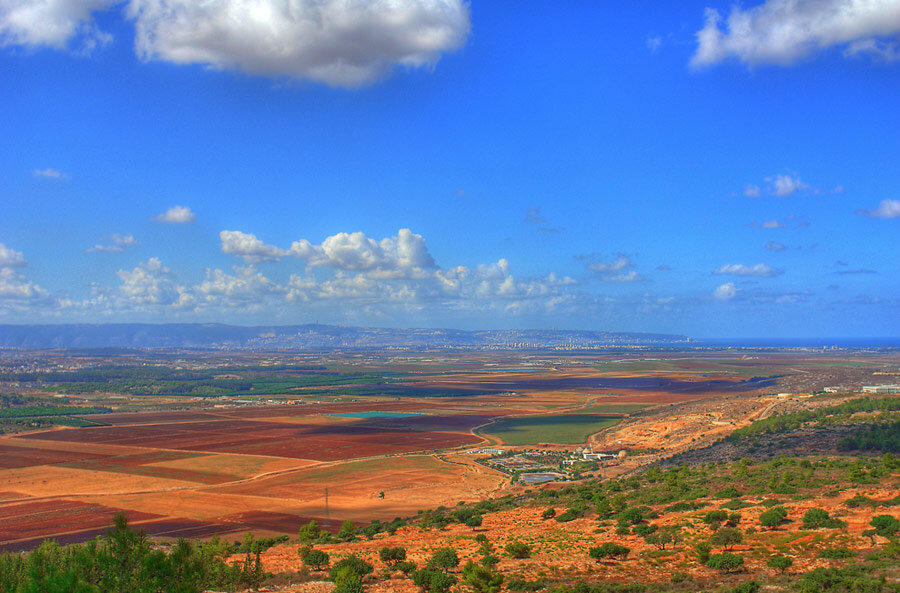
[0,348,896,554]
[479,414,625,446]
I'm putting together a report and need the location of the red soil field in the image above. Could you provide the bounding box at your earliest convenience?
[58,451,241,485]
[0,500,160,544]
[18,418,482,461]
[0,443,115,469]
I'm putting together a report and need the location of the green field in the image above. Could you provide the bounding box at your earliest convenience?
[480,414,623,445]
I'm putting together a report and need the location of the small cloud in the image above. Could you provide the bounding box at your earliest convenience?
[761,219,785,229]
[832,185,845,194]
[537,226,563,234]
[85,234,137,254]
[836,269,877,275]
[765,241,787,252]
[111,234,137,247]
[743,184,761,198]
[646,36,662,52]
[713,263,782,278]
[587,254,632,273]
[768,173,810,197]
[608,270,643,283]
[0,243,27,268]
[844,39,900,63]
[713,282,737,301]
[86,244,124,254]
[524,208,547,224]
[154,206,196,223]
[656,264,671,271]
[856,199,900,219]
[33,168,65,179]
[220,230,287,263]
[453,189,465,198]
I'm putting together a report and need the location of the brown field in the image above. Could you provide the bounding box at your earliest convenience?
[2,349,891,552]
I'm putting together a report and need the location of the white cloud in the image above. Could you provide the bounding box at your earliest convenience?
[713,263,782,277]
[290,228,435,272]
[586,254,632,273]
[761,219,786,229]
[765,241,787,252]
[857,198,900,219]
[220,230,287,263]
[691,0,900,68]
[154,205,195,223]
[32,167,65,178]
[607,270,643,283]
[0,243,27,268]
[117,257,190,306]
[126,0,470,87]
[744,184,761,197]
[0,267,49,303]
[646,36,662,52]
[769,173,810,196]
[86,233,138,253]
[713,282,737,300]
[845,37,900,61]
[0,0,115,52]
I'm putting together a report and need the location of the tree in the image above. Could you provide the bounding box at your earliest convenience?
[646,526,680,550]
[505,542,531,559]
[337,520,357,541]
[588,543,630,561]
[870,515,900,539]
[466,515,483,528]
[694,542,712,564]
[759,507,788,530]
[333,566,364,593]
[427,548,460,572]
[706,552,744,573]
[711,527,743,550]
[298,520,322,543]
[802,508,845,530]
[413,569,457,593]
[329,555,373,581]
[703,510,728,531]
[462,561,504,593]
[378,547,407,566]
[766,555,793,574]
[303,550,330,571]
[542,508,557,520]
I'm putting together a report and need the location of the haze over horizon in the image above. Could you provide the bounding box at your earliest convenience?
[1,1,898,338]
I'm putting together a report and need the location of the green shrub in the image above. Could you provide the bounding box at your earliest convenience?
[766,555,793,573]
[588,543,629,561]
[329,555,373,580]
[462,561,504,593]
[303,549,330,571]
[802,508,845,529]
[427,548,460,572]
[505,542,532,559]
[710,527,743,550]
[542,508,557,520]
[694,542,712,564]
[706,552,744,573]
[818,547,853,559]
[759,507,788,529]
[378,546,407,566]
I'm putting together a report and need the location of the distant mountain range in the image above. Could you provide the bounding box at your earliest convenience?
[0,324,689,350]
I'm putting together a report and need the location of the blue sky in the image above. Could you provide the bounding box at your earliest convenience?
[1,0,898,337]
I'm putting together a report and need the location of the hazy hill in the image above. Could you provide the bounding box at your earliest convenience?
[0,324,687,350]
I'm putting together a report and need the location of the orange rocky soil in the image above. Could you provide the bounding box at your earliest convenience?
[245,481,899,592]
